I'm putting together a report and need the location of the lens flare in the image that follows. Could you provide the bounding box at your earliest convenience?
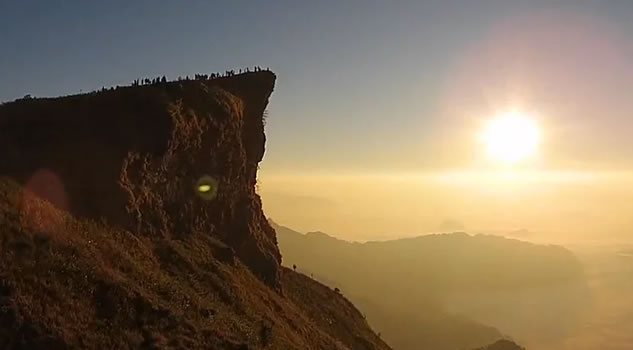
[198,184,212,193]
[195,176,218,200]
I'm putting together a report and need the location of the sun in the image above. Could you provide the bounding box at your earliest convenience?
[481,111,541,164]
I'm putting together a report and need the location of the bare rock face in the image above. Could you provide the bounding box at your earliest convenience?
[0,72,281,288]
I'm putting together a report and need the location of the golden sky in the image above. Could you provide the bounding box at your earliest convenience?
[260,10,633,242]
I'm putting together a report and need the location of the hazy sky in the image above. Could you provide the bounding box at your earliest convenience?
[2,1,633,239]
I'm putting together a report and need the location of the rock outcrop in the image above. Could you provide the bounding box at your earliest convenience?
[0,72,280,288]
[0,72,393,349]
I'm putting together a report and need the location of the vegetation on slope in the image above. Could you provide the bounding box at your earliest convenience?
[0,72,390,349]
[0,177,391,349]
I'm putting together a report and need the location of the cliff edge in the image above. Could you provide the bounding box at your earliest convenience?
[0,72,391,349]
[0,72,279,288]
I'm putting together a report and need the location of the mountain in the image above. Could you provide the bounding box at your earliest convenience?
[0,72,390,349]
[474,340,525,350]
[274,221,584,350]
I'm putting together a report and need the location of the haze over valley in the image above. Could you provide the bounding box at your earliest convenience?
[274,222,633,350]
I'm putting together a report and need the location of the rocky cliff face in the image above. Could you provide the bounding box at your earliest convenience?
[0,72,393,349]
[0,72,280,288]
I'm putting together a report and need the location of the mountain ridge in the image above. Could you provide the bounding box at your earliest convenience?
[273,220,580,350]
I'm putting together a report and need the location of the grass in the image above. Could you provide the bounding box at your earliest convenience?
[0,177,391,349]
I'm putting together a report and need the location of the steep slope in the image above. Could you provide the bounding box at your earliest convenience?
[0,73,391,350]
[274,221,583,350]
[0,72,280,288]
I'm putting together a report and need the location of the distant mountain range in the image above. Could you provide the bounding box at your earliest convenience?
[272,220,583,350]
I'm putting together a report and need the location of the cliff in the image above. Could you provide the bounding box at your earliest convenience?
[0,72,279,288]
[0,72,391,349]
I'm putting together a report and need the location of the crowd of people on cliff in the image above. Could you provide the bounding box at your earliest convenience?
[11,66,271,102]
[131,66,270,88]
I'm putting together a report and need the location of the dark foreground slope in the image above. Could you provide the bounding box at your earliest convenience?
[0,179,389,349]
[0,73,390,350]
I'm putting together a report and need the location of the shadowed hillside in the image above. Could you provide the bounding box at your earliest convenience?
[0,72,391,349]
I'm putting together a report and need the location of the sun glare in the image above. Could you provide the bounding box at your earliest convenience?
[481,111,541,164]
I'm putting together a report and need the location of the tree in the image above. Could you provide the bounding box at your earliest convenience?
[292,264,296,271]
